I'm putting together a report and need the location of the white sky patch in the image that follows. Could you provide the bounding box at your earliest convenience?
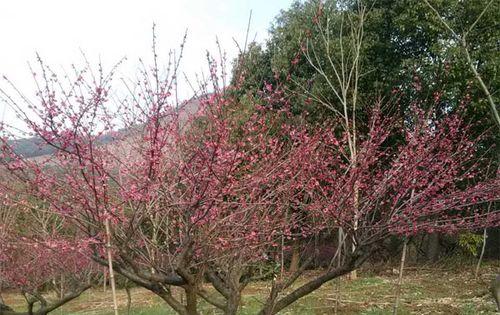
[0,0,293,131]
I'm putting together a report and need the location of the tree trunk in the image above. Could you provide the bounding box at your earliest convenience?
[393,239,407,315]
[475,228,488,277]
[485,227,500,259]
[60,274,64,299]
[156,289,188,315]
[258,265,354,315]
[0,283,5,305]
[426,233,440,263]
[104,218,119,315]
[125,285,132,315]
[185,286,198,315]
[103,270,107,292]
[289,240,300,274]
[334,227,344,314]
[351,177,359,280]
[225,290,241,315]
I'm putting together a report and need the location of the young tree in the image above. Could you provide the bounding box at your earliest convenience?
[255,102,499,315]
[0,50,315,314]
[0,197,93,315]
[0,34,498,315]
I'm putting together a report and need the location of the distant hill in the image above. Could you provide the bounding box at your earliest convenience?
[7,97,202,159]
[7,134,118,158]
[8,137,56,158]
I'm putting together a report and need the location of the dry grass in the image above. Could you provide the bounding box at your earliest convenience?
[2,260,498,314]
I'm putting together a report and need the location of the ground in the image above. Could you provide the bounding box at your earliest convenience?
[2,260,499,314]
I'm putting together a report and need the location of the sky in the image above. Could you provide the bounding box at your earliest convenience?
[0,0,294,132]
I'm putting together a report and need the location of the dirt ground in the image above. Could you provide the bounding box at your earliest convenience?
[2,260,499,314]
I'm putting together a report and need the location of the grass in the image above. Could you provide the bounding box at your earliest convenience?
[2,261,499,314]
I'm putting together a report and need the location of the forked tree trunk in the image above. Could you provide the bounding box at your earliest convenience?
[258,263,356,315]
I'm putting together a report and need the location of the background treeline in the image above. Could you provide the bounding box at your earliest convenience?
[231,0,499,261]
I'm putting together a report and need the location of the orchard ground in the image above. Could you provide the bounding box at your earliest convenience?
[3,260,499,314]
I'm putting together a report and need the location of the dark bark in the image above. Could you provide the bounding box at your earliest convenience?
[156,290,189,315]
[259,251,316,315]
[185,285,199,315]
[0,303,14,314]
[93,253,187,287]
[288,239,300,274]
[203,268,244,315]
[205,271,230,299]
[224,291,241,315]
[92,253,203,315]
[258,248,374,315]
[0,285,90,315]
[125,284,132,315]
[485,227,500,259]
[0,289,5,306]
[259,266,352,315]
[426,233,440,262]
[224,270,244,315]
[195,287,226,310]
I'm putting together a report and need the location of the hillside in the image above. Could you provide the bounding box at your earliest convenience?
[7,98,201,158]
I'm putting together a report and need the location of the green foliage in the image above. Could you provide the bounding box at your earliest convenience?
[458,232,484,256]
[231,42,273,98]
[232,0,499,135]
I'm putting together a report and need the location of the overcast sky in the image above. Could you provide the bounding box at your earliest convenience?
[0,0,293,131]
